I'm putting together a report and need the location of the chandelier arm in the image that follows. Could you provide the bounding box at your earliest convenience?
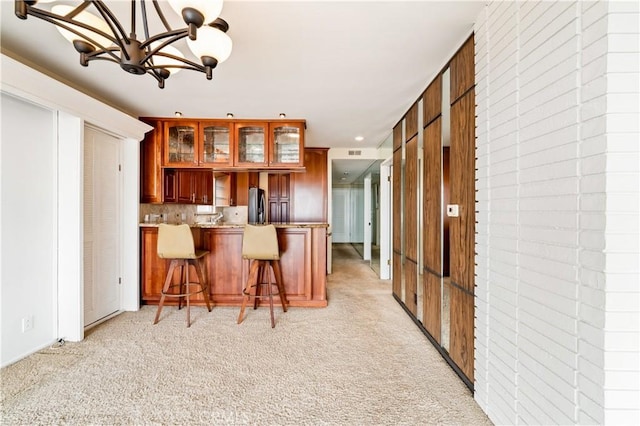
[23,9,121,63]
[131,0,137,38]
[91,1,130,49]
[140,30,189,62]
[147,53,206,73]
[141,0,150,41]
[152,0,173,33]
[62,2,91,19]
[25,7,118,46]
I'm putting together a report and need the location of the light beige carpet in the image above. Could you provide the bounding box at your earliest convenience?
[1,244,491,425]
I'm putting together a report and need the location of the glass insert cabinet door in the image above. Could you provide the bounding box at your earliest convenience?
[235,122,268,167]
[201,122,232,166]
[164,121,198,166]
[269,122,304,167]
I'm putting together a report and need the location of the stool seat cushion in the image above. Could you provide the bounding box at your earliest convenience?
[157,224,199,259]
[242,224,280,260]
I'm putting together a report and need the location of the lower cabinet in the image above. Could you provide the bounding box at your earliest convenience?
[140,225,327,307]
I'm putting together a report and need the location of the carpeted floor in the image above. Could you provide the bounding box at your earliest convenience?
[1,243,491,425]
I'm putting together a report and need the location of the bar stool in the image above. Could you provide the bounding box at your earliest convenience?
[237,224,288,328]
[153,224,212,327]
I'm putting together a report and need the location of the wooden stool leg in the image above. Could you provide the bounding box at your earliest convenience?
[272,260,288,312]
[267,265,275,328]
[154,260,177,324]
[196,258,212,313]
[238,260,260,324]
[178,262,186,311]
[185,262,191,327]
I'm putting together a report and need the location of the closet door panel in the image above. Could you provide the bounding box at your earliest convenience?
[423,272,441,344]
[405,103,419,141]
[423,118,442,272]
[450,91,475,294]
[450,286,474,382]
[392,147,403,298]
[423,75,442,126]
[450,35,475,103]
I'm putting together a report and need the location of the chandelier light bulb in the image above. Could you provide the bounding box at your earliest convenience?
[168,0,223,26]
[187,25,233,64]
[51,5,112,49]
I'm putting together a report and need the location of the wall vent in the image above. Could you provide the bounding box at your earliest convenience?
[348,150,362,156]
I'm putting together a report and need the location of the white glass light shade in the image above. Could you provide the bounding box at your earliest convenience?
[168,0,223,25]
[187,26,232,64]
[150,42,185,75]
[51,5,112,49]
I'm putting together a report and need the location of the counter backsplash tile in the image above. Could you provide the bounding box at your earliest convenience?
[140,204,198,224]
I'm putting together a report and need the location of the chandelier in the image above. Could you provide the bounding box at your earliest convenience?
[14,0,233,88]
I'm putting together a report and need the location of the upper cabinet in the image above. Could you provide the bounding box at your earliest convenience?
[269,122,304,168]
[234,122,269,168]
[201,121,234,167]
[164,120,234,168]
[163,121,199,167]
[152,117,305,169]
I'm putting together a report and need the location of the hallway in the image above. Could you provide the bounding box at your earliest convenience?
[1,244,490,425]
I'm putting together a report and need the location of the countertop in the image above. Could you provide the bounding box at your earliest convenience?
[139,222,329,229]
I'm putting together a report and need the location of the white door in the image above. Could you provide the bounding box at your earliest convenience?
[350,187,365,243]
[332,187,350,243]
[84,126,121,326]
[363,175,372,260]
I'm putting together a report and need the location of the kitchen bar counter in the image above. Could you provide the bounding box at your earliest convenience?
[140,223,328,308]
[139,222,328,228]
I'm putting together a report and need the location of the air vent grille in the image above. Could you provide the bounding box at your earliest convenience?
[348,150,362,156]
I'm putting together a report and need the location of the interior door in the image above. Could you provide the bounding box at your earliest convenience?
[84,126,121,326]
[331,187,350,243]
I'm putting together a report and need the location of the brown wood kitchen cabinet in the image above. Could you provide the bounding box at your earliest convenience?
[140,118,163,203]
[269,122,305,168]
[164,169,213,205]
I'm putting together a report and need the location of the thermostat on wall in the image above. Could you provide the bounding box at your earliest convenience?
[446,204,459,217]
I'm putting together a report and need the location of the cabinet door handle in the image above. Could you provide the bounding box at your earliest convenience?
[192,193,195,203]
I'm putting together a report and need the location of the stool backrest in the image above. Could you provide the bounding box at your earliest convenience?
[157,224,196,259]
[242,224,280,260]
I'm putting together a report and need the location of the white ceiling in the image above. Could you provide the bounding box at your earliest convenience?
[0,0,482,183]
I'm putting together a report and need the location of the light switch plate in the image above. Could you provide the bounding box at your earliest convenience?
[446,204,459,217]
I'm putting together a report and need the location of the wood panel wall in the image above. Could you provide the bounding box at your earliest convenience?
[392,124,403,298]
[422,117,442,341]
[423,76,442,126]
[405,102,419,141]
[404,133,418,315]
[448,34,475,383]
[450,35,475,103]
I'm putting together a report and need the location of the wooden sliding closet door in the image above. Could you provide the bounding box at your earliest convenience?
[422,74,442,342]
[392,123,403,299]
[448,35,475,382]
[404,103,419,315]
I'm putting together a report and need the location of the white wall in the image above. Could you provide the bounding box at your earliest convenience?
[0,54,150,366]
[1,93,58,366]
[474,1,639,424]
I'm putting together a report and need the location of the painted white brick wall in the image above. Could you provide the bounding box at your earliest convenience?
[474,1,639,424]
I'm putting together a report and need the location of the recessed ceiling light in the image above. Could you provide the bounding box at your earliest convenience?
[279,113,286,118]
[226,112,234,118]
[355,136,364,141]
[174,111,183,117]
